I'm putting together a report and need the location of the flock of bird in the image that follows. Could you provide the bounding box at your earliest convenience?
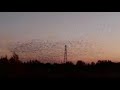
[7,39,104,63]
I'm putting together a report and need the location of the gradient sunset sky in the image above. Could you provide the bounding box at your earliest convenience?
[0,12,120,63]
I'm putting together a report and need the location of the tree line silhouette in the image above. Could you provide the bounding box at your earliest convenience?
[0,52,120,79]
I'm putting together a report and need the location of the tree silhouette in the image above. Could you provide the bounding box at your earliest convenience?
[91,62,95,66]
[9,52,21,64]
[76,60,86,67]
[0,53,119,79]
[0,55,9,64]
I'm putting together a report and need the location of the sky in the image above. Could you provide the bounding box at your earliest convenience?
[0,12,120,63]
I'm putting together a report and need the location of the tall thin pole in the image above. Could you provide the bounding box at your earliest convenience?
[64,45,67,63]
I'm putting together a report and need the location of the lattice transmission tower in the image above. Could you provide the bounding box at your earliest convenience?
[64,45,67,63]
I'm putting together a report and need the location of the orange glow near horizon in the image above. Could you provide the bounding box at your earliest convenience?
[1,12,120,63]
[0,39,118,63]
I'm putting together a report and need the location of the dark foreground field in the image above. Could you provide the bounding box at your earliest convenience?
[1,53,120,81]
[0,63,120,88]
[1,64,120,89]
[1,63,120,80]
